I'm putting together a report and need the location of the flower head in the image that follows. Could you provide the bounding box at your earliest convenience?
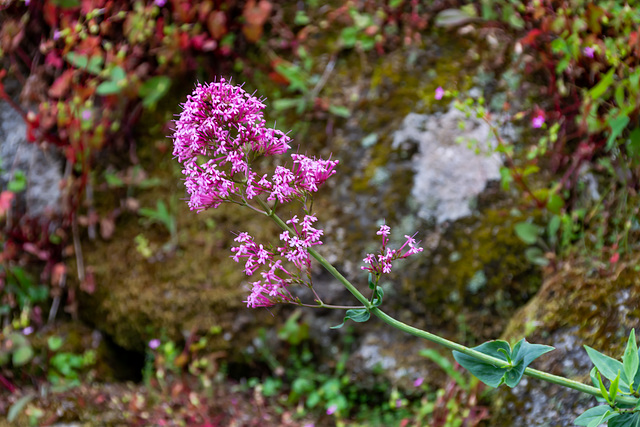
[172,79,291,211]
[149,339,161,349]
[435,86,444,100]
[362,226,423,275]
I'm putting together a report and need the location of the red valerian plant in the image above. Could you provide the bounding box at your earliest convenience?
[171,78,420,308]
[173,79,640,426]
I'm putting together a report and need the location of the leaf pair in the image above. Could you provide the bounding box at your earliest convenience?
[452,338,554,388]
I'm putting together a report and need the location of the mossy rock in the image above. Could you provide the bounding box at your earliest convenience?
[490,257,640,426]
[406,199,542,344]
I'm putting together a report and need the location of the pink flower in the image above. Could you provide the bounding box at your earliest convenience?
[233,214,325,307]
[362,226,423,275]
[154,0,166,6]
[149,339,161,349]
[413,377,424,387]
[172,78,291,211]
[435,86,444,100]
[326,404,337,415]
[531,112,545,128]
[583,46,595,58]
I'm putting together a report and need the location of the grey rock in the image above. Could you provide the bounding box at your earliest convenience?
[393,108,502,224]
[0,97,63,218]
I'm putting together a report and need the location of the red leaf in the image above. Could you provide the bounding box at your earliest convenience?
[45,51,64,69]
[48,69,75,98]
[43,2,59,27]
[520,29,542,46]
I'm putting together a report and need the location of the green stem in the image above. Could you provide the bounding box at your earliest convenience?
[262,207,637,405]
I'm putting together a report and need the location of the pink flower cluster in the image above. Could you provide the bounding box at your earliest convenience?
[231,214,323,307]
[361,224,423,275]
[172,79,338,211]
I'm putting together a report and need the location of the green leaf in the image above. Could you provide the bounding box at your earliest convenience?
[8,394,35,422]
[574,405,618,427]
[109,66,126,82]
[511,339,555,367]
[372,286,384,307]
[340,26,358,48]
[328,105,350,118]
[609,412,640,427]
[598,371,610,403]
[48,335,63,351]
[546,193,564,215]
[514,221,542,244]
[585,345,629,388]
[589,68,615,99]
[139,76,171,109]
[330,308,370,329]
[367,273,376,290]
[525,247,549,266]
[452,340,511,388]
[614,84,626,109]
[273,98,304,111]
[609,371,620,403]
[96,81,121,95]
[65,52,88,69]
[7,170,26,192]
[86,55,104,75]
[503,339,554,387]
[12,346,34,367]
[606,112,630,150]
[626,128,640,161]
[623,330,639,391]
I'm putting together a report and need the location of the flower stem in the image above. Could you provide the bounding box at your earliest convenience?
[262,208,636,405]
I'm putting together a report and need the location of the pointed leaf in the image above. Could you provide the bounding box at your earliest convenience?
[503,339,555,387]
[589,68,615,99]
[609,371,620,403]
[623,329,639,389]
[372,286,384,307]
[606,113,629,150]
[585,345,629,387]
[511,339,555,367]
[8,394,35,422]
[453,340,511,388]
[330,308,370,329]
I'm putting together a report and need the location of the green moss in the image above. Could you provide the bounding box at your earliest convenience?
[412,206,542,343]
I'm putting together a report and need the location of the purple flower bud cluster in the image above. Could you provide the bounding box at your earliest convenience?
[172,79,338,211]
[362,224,424,275]
[231,214,323,307]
